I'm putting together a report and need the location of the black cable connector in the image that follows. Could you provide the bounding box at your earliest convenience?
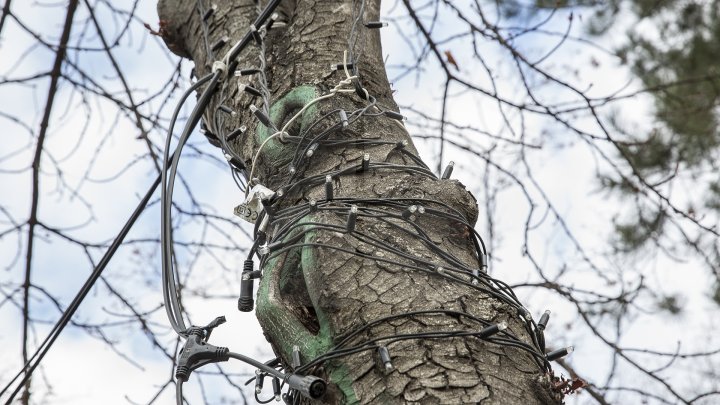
[286,374,326,399]
[175,319,230,382]
[238,259,255,312]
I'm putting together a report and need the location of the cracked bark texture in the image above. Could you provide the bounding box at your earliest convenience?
[157,1,560,403]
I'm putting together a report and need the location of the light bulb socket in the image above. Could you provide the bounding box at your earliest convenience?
[441,161,455,179]
[250,105,274,129]
[211,36,229,52]
[292,345,302,369]
[546,346,574,362]
[272,376,281,400]
[325,175,334,201]
[346,205,358,232]
[254,372,265,394]
[377,346,393,371]
[538,310,551,331]
[360,153,370,172]
[239,83,263,97]
[477,322,507,339]
[226,126,246,142]
[203,4,217,20]
[339,109,349,128]
[383,110,405,121]
[364,21,388,29]
[235,68,261,77]
[330,63,354,71]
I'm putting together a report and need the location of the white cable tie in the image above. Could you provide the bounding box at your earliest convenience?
[212,60,227,74]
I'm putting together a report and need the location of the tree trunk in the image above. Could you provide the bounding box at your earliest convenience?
[157,1,561,403]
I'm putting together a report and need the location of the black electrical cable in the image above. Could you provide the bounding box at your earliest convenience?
[162,70,221,335]
[1,170,164,405]
[0,69,220,404]
[160,72,215,335]
[176,379,184,405]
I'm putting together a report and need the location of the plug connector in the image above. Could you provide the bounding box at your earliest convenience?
[286,374,326,399]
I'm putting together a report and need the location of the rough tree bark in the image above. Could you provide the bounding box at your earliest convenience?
[157,1,561,403]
